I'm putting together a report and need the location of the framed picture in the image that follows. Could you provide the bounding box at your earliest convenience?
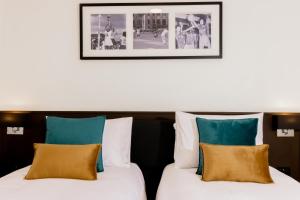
[80,2,222,60]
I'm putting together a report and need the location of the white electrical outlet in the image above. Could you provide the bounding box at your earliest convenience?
[277,129,294,137]
[7,127,24,135]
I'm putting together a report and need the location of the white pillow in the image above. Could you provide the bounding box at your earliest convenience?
[102,117,133,168]
[174,111,264,169]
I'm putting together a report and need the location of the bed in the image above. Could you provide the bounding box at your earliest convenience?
[156,163,300,200]
[0,163,146,200]
[1,111,300,200]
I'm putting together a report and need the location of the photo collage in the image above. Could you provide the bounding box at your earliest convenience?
[90,13,212,50]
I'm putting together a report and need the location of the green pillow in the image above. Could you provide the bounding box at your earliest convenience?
[46,116,106,172]
[196,118,258,175]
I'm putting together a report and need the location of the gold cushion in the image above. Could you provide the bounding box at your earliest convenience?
[25,143,101,180]
[201,143,273,183]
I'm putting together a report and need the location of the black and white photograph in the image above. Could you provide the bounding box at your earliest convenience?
[90,14,126,50]
[175,14,211,49]
[133,13,169,49]
[80,2,222,59]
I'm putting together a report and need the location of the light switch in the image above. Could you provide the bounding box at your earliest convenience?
[277,129,294,137]
[7,127,24,135]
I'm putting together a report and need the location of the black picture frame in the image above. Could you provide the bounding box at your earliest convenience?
[80,2,223,60]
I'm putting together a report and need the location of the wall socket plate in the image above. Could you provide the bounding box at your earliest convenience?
[277,129,294,137]
[7,127,24,135]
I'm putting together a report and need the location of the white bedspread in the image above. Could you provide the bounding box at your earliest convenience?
[156,163,300,200]
[0,163,146,200]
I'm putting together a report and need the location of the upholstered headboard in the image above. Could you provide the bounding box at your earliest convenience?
[0,111,299,200]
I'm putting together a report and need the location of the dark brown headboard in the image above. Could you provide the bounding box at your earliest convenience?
[0,111,299,200]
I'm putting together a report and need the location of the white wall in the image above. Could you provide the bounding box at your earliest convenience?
[1,0,300,112]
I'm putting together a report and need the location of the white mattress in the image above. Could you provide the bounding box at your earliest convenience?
[156,163,300,200]
[0,163,146,200]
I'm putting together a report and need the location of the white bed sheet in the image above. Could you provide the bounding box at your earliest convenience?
[0,163,146,200]
[156,163,300,200]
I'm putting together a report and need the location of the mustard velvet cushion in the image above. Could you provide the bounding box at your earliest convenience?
[201,143,273,184]
[25,143,101,180]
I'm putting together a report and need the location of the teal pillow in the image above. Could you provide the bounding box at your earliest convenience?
[196,118,258,175]
[46,116,106,172]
